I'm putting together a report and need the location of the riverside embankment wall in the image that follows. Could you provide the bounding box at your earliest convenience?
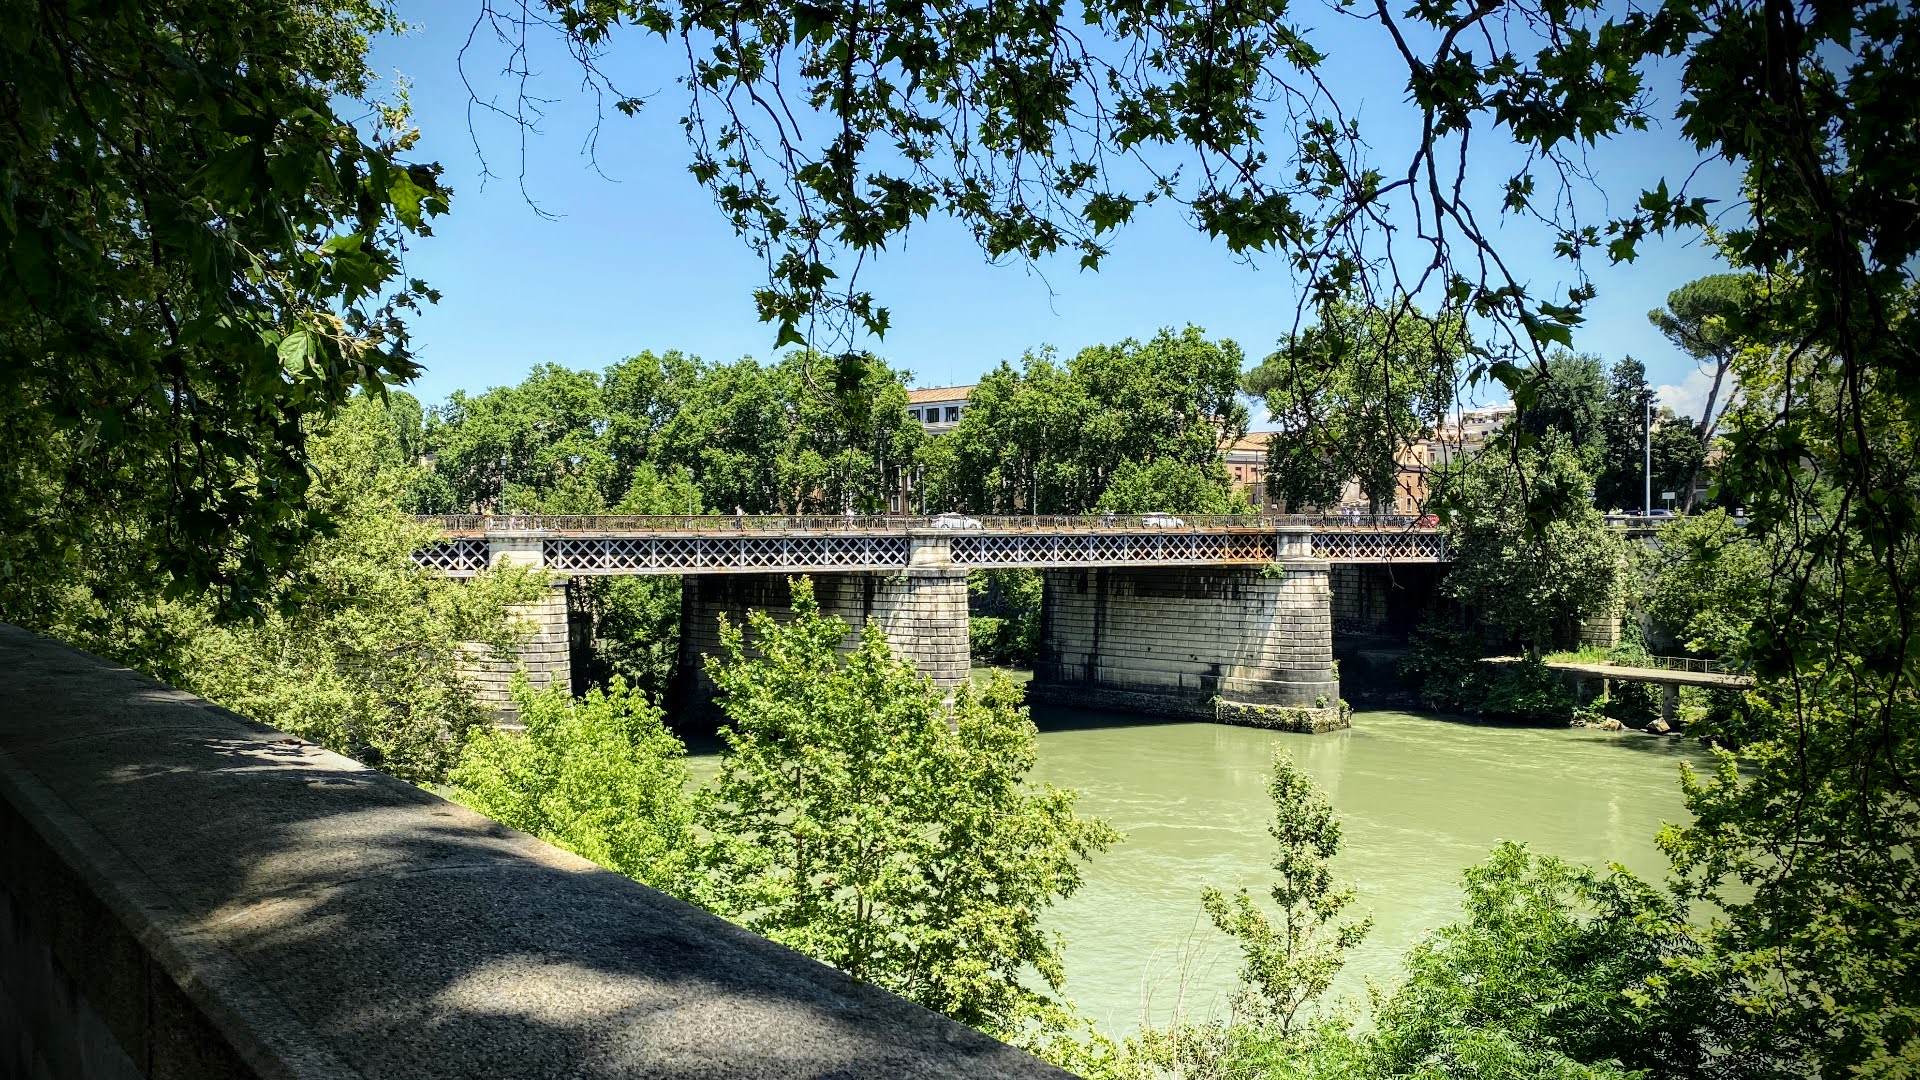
[0,623,1063,1080]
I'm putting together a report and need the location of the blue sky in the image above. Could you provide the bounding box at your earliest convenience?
[368,1,1741,421]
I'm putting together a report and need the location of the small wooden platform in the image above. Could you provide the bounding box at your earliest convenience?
[1481,656,1751,725]
[1519,659,1753,690]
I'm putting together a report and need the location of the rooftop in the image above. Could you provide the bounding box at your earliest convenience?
[907,385,974,405]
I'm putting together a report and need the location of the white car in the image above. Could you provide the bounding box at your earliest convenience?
[1141,513,1186,528]
[930,512,983,530]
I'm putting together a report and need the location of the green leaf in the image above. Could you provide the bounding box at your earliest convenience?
[278,330,316,373]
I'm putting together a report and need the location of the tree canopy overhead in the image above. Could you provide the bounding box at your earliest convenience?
[2,0,447,619]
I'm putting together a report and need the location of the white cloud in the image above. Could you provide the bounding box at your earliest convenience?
[1655,367,1739,423]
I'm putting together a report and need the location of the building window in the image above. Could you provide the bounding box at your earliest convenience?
[945,406,961,422]
[907,408,921,422]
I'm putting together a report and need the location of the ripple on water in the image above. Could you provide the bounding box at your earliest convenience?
[1025,707,1710,1036]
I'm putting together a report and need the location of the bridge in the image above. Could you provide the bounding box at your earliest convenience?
[414,515,1451,734]
[1486,654,1753,726]
[413,513,1450,576]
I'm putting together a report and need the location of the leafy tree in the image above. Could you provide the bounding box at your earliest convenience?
[1366,843,1759,1080]
[1659,313,1920,1076]
[450,675,698,895]
[1095,459,1253,515]
[1438,435,1625,654]
[927,327,1246,514]
[772,351,925,513]
[604,350,923,514]
[1638,515,1766,663]
[420,364,619,514]
[1646,414,1708,511]
[1131,750,1371,1077]
[1245,302,1464,513]
[1590,358,1705,514]
[1648,274,1750,451]
[699,578,1119,1036]
[144,397,540,782]
[600,350,691,481]
[1203,749,1372,1036]
[1,0,444,620]
[1516,352,1609,475]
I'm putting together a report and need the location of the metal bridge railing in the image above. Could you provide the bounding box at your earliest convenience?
[1639,654,1738,675]
[416,512,1437,535]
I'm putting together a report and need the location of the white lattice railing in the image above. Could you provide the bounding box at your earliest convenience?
[546,535,913,575]
[415,525,1449,577]
[950,532,1277,567]
[412,539,489,575]
[1310,531,1449,562]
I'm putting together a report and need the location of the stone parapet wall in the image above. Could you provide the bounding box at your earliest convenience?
[1578,603,1625,648]
[0,624,1066,1080]
[677,570,970,712]
[1034,564,1340,722]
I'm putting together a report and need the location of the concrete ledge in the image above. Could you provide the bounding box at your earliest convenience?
[1027,682,1215,720]
[0,624,1066,1079]
[1214,700,1351,734]
[1026,684,1350,734]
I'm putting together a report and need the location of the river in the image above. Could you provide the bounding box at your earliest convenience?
[1023,699,1708,1036]
[684,675,1709,1039]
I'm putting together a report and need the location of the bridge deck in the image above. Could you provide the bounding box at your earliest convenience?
[1485,657,1753,689]
[424,512,1435,536]
[412,515,1448,576]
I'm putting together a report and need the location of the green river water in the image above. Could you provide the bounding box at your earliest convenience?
[687,675,1710,1038]
[1024,700,1708,1035]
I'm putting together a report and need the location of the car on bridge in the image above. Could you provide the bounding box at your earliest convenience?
[1142,513,1186,528]
[929,512,983,530]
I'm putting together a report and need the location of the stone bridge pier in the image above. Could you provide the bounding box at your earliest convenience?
[674,563,971,717]
[457,533,573,720]
[1029,535,1345,733]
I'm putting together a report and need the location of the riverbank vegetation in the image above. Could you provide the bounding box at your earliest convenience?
[4,0,1914,1075]
[454,581,1119,1047]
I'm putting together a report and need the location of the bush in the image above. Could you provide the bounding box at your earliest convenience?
[448,675,697,894]
[701,578,1118,1037]
[1400,619,1494,713]
[968,568,1041,666]
[1366,843,1738,1080]
[1481,658,1577,723]
[1401,619,1577,723]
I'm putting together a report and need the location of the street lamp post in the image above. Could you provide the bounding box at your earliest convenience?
[1644,396,1653,515]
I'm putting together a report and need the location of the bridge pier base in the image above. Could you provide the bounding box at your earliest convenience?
[457,534,573,723]
[675,570,970,716]
[1031,560,1345,733]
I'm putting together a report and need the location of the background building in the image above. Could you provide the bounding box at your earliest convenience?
[907,385,973,435]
